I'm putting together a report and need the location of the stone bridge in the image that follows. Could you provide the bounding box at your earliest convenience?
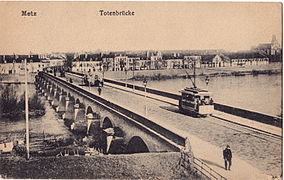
[35,72,190,155]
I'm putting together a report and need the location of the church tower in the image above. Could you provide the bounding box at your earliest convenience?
[271,35,280,55]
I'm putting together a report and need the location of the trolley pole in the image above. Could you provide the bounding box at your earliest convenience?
[24,58,30,160]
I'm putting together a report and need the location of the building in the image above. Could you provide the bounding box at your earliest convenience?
[72,60,102,73]
[102,54,115,71]
[165,58,183,69]
[149,51,163,69]
[135,59,151,70]
[114,55,127,71]
[126,55,140,71]
[253,35,282,61]
[200,54,230,68]
[183,56,202,68]
[0,54,64,74]
[226,52,269,67]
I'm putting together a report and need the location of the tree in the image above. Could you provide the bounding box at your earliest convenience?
[0,85,19,113]
[64,53,75,71]
[0,85,45,120]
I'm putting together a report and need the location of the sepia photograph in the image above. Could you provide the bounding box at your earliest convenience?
[0,2,282,180]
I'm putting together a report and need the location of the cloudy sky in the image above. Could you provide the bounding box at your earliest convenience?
[0,2,282,54]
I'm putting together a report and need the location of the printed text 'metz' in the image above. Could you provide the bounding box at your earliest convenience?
[22,10,37,16]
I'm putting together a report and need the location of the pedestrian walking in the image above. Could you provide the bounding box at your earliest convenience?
[223,145,232,170]
[98,87,102,95]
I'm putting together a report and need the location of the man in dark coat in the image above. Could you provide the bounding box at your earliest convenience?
[223,145,232,170]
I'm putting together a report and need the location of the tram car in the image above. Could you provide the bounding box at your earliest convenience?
[179,87,214,116]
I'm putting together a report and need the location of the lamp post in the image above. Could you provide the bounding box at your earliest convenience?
[143,79,147,116]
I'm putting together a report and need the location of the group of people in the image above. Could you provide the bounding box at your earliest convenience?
[83,74,103,95]
[199,97,214,105]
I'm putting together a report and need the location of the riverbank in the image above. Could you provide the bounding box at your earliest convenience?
[103,63,282,81]
[130,68,281,81]
[0,152,200,179]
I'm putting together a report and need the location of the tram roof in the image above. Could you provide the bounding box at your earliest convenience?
[181,87,211,94]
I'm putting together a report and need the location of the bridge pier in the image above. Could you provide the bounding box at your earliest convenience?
[36,87,42,96]
[74,104,85,122]
[51,91,59,108]
[46,85,53,101]
[86,113,100,135]
[72,103,87,133]
[104,128,114,154]
[63,98,75,121]
[56,93,67,113]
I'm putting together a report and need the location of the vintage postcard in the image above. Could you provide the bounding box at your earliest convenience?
[0,2,282,180]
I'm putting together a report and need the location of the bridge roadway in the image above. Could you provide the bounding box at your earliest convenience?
[48,72,280,179]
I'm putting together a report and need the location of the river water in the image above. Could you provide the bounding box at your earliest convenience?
[130,73,282,117]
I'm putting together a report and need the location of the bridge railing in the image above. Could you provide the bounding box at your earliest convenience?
[214,103,282,128]
[193,157,227,180]
[103,78,181,100]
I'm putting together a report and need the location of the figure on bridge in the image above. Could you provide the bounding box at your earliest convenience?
[223,145,232,170]
[98,87,102,95]
[83,74,90,86]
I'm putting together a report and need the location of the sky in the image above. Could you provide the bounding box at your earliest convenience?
[0,2,282,54]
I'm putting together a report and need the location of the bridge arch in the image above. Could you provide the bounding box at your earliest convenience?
[86,106,93,114]
[50,87,55,95]
[75,98,81,104]
[59,96,66,106]
[56,85,60,91]
[69,95,75,102]
[102,117,114,129]
[55,92,60,101]
[62,89,67,96]
[75,98,85,108]
[57,87,62,94]
[126,136,149,154]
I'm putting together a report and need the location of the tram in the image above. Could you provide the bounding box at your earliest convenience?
[178,61,214,117]
[179,87,214,116]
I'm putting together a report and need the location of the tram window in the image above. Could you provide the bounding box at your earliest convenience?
[200,96,211,105]
[188,94,194,101]
[182,93,194,101]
